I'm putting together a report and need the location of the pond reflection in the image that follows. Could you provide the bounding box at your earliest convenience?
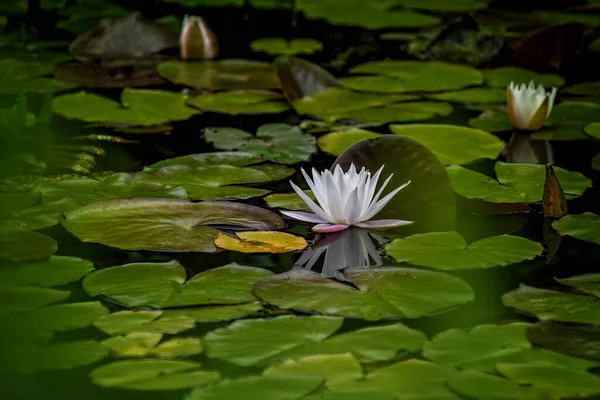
[296,227,389,281]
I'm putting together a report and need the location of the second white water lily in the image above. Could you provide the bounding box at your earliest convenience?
[281,163,413,233]
[507,81,557,131]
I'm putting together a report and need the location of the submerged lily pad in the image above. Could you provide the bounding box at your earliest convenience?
[90,359,220,390]
[0,227,57,261]
[484,66,565,88]
[94,310,196,335]
[186,90,290,115]
[187,375,323,400]
[446,162,591,203]
[83,261,272,308]
[333,135,456,233]
[389,124,504,165]
[204,315,426,366]
[32,172,189,205]
[250,38,323,55]
[502,284,600,325]
[0,256,93,287]
[342,61,483,93]
[254,267,473,320]
[157,59,280,90]
[53,89,201,126]
[423,323,598,373]
[386,232,542,270]
[62,198,284,252]
[215,231,307,253]
[204,124,317,164]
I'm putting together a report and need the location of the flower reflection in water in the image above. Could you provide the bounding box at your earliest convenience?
[295,227,389,281]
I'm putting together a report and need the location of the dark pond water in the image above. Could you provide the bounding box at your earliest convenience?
[2,0,600,399]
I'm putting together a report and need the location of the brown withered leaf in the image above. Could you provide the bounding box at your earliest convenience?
[512,22,586,69]
[274,56,340,102]
[543,164,568,217]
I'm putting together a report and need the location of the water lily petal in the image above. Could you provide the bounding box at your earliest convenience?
[355,219,414,230]
[280,210,327,224]
[343,187,361,225]
[312,223,349,233]
[363,180,411,221]
[290,181,332,222]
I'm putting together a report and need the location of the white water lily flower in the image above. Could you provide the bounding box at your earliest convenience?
[507,81,557,131]
[281,163,413,233]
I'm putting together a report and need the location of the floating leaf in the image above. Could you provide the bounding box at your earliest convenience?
[0,286,69,313]
[163,302,264,323]
[83,261,272,308]
[502,284,600,325]
[552,212,600,245]
[423,323,598,373]
[254,267,473,320]
[90,359,220,390]
[484,66,565,88]
[334,101,454,125]
[157,59,280,90]
[392,0,489,11]
[32,172,189,204]
[563,81,600,97]
[102,333,203,358]
[5,197,78,230]
[62,198,285,252]
[585,122,600,139]
[5,341,108,373]
[342,61,483,93]
[215,231,307,253]
[426,87,506,103]
[250,38,323,55]
[390,124,504,165]
[446,162,591,203]
[53,89,201,126]
[94,310,196,335]
[317,128,381,156]
[468,109,513,132]
[527,321,600,362]
[187,375,323,400]
[0,256,93,287]
[0,227,57,261]
[449,370,547,400]
[204,124,317,164]
[386,232,542,270]
[263,190,315,211]
[333,135,456,233]
[186,90,290,115]
[546,101,600,126]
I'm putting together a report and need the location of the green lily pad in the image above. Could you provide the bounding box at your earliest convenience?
[250,38,323,55]
[62,198,285,252]
[163,302,264,323]
[0,227,57,261]
[317,128,381,156]
[484,66,565,88]
[138,152,293,200]
[553,213,600,244]
[204,315,426,366]
[0,58,74,94]
[546,101,600,125]
[527,321,600,362]
[299,0,440,29]
[392,0,489,11]
[263,353,362,391]
[187,375,323,400]
[497,363,600,397]
[157,59,280,90]
[563,81,600,96]
[303,392,395,400]
[557,274,600,299]
[446,162,591,203]
[0,256,93,287]
[585,122,600,139]
[448,370,547,400]
[333,135,456,233]
[254,267,473,320]
[94,310,196,335]
[423,323,599,373]
[333,101,454,124]
[343,61,483,92]
[468,109,514,132]
[0,286,69,313]
[426,87,506,103]
[4,197,78,230]
[102,333,203,358]
[5,340,108,373]
[186,90,290,115]
[263,190,315,211]
[53,89,201,126]
[389,124,504,165]
[529,126,590,141]
[32,172,189,204]
[90,359,220,390]
[83,261,271,308]
[386,232,542,270]
[502,284,600,325]
[204,124,317,164]
[342,359,459,400]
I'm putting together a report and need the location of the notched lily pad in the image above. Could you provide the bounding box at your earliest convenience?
[484,66,565,88]
[102,333,203,358]
[0,226,57,261]
[94,310,196,335]
[187,90,290,115]
[0,255,93,287]
[552,212,600,245]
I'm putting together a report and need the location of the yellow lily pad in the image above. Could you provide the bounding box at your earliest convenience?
[215,231,307,253]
